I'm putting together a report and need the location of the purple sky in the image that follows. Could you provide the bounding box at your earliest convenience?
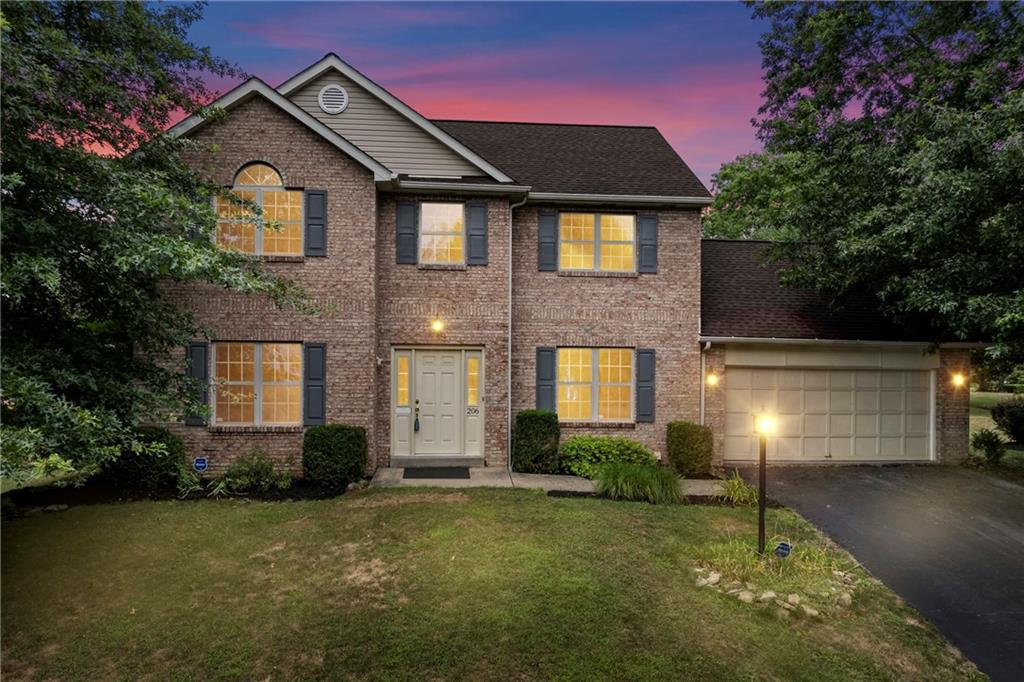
[187,2,767,188]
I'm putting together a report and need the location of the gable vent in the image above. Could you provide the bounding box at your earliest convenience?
[318,84,349,115]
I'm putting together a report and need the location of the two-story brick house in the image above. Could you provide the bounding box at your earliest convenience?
[167,54,971,474]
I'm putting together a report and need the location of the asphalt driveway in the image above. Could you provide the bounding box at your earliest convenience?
[744,466,1024,681]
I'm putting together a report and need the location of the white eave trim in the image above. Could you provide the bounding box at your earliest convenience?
[167,78,394,182]
[277,54,514,184]
[527,192,713,207]
[699,336,987,349]
[389,179,531,195]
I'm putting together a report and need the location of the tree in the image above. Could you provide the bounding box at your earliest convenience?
[1,2,306,484]
[705,2,1024,363]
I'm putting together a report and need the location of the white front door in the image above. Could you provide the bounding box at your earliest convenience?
[392,348,483,457]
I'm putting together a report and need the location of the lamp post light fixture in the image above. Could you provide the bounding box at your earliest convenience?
[754,413,776,556]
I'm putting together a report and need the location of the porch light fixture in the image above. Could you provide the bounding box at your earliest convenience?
[430,319,445,334]
[753,412,776,556]
[951,373,966,388]
[706,373,719,387]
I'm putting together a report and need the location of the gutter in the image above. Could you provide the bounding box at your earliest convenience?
[388,179,532,195]
[527,192,712,207]
[507,193,529,472]
[698,336,987,349]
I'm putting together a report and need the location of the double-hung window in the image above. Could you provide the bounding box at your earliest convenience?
[557,347,634,422]
[559,213,636,272]
[215,163,303,256]
[419,202,464,265]
[213,342,302,425]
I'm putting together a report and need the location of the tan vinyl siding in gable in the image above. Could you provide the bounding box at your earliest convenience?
[289,72,483,177]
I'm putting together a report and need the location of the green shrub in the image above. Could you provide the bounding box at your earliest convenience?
[991,398,1024,443]
[717,470,758,506]
[222,451,291,493]
[560,435,655,479]
[594,462,682,504]
[971,429,1007,464]
[101,426,186,494]
[303,424,368,489]
[512,410,560,473]
[666,421,713,477]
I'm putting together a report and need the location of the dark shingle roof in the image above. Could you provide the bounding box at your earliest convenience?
[433,120,710,197]
[701,240,929,342]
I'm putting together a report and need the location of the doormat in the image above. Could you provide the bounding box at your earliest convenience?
[403,467,471,480]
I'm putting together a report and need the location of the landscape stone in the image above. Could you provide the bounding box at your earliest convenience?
[696,578,708,587]
[801,605,820,617]
[759,591,777,603]
[44,504,69,512]
[787,593,801,606]
[706,572,721,586]
[738,591,755,603]
[838,592,852,607]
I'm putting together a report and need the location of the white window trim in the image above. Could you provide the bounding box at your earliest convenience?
[558,212,637,273]
[213,342,302,426]
[557,347,636,424]
[418,201,466,266]
[214,184,304,257]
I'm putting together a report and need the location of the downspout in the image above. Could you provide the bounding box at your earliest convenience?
[507,194,529,471]
[699,341,711,425]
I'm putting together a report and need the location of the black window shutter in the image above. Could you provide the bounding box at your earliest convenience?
[536,347,557,412]
[396,201,418,264]
[638,214,658,273]
[466,200,488,265]
[305,190,327,257]
[185,342,209,426]
[636,349,656,423]
[538,210,558,271]
[304,343,326,426]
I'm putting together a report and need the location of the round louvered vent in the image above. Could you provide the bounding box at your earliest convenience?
[318,84,349,114]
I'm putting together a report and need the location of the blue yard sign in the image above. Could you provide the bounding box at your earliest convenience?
[192,457,208,473]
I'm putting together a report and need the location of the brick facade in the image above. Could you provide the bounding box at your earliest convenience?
[936,349,972,464]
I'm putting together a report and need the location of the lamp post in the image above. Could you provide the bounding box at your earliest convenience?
[754,414,776,556]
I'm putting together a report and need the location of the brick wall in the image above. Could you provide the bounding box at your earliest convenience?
[936,348,971,464]
[510,205,704,462]
[374,194,511,468]
[703,346,727,466]
[165,97,378,475]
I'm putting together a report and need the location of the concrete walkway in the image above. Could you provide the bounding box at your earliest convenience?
[370,468,722,496]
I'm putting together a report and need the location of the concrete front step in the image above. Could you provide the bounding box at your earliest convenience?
[391,456,485,468]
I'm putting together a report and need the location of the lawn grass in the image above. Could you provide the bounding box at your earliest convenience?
[968,391,1024,485]
[2,489,982,681]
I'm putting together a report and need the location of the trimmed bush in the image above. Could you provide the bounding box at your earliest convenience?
[594,462,682,504]
[991,398,1024,444]
[666,421,713,477]
[303,424,368,490]
[971,429,1006,464]
[223,451,291,493]
[560,435,655,479]
[512,410,560,474]
[101,426,186,494]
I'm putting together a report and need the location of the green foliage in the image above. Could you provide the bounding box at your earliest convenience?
[560,436,655,479]
[222,452,291,494]
[971,429,1007,465]
[717,471,758,507]
[706,3,1024,363]
[594,462,682,504]
[99,426,186,494]
[991,398,1024,444]
[302,425,368,490]
[512,410,561,474]
[176,466,202,499]
[0,1,309,485]
[666,421,713,477]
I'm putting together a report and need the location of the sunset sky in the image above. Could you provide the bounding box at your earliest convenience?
[188,2,768,189]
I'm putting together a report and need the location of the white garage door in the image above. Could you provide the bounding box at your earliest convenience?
[724,368,933,462]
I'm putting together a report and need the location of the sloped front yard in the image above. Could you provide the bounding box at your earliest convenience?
[2,489,982,681]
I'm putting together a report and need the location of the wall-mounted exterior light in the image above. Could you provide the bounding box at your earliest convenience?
[431,319,445,334]
[706,373,719,387]
[952,373,966,388]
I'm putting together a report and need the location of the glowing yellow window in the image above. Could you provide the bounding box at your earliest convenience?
[215,163,303,256]
[557,348,593,421]
[557,213,635,272]
[558,213,595,270]
[214,342,302,425]
[466,356,480,406]
[396,355,410,407]
[556,347,634,423]
[598,349,633,420]
[420,202,464,264]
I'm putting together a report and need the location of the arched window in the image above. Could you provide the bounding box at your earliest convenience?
[215,163,303,255]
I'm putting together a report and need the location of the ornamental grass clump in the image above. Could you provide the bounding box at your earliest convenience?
[594,462,682,504]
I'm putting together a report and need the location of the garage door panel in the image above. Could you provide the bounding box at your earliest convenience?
[722,365,933,462]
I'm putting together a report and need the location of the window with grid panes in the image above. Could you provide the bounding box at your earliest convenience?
[557,348,634,422]
[558,213,635,272]
[215,163,303,255]
[213,342,302,425]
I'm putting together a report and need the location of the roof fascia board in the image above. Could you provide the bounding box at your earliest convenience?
[167,78,394,182]
[389,179,531,195]
[277,55,514,184]
[528,192,712,207]
[699,336,986,348]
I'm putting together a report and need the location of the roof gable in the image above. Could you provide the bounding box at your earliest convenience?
[167,78,392,181]
[277,54,512,182]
